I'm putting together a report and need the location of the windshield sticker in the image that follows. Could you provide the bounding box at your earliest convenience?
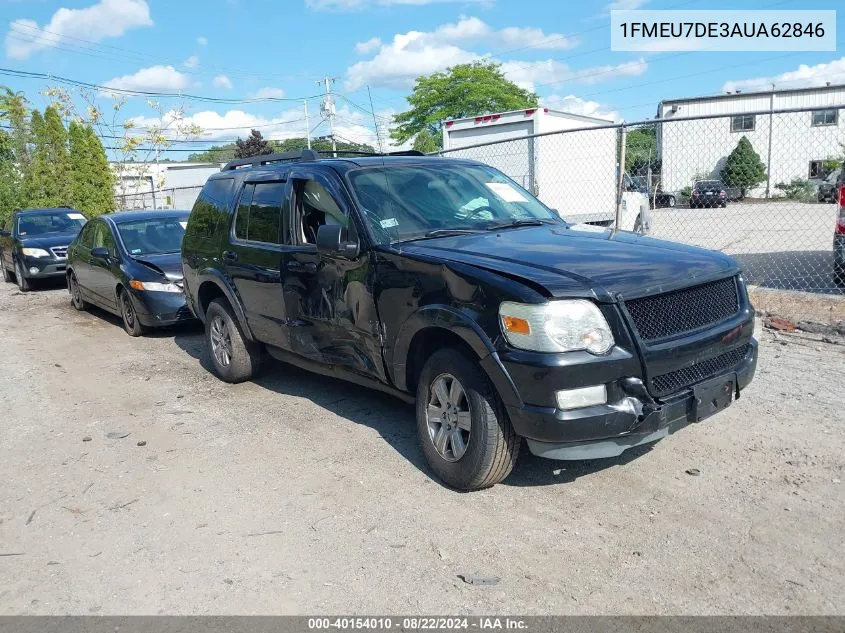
[380,218,399,229]
[485,182,527,203]
[131,248,143,254]
[179,221,188,229]
[66,213,86,221]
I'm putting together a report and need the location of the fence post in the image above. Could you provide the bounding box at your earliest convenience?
[616,123,627,230]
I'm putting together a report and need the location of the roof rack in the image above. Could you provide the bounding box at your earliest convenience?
[329,149,427,157]
[222,150,320,171]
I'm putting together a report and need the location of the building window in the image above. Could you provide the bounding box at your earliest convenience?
[730,115,755,132]
[808,160,838,180]
[811,109,838,127]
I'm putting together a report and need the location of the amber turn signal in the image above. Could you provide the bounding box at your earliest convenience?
[129,280,145,291]
[502,315,531,335]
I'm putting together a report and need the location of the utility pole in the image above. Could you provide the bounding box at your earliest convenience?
[303,99,311,150]
[317,76,338,157]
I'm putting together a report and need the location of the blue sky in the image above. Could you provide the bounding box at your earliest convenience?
[1,0,843,155]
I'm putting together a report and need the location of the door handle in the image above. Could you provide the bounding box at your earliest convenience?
[222,250,238,262]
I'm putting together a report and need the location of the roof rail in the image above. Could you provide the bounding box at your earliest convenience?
[222,150,320,171]
[327,149,428,158]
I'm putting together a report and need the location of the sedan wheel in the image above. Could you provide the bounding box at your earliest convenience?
[69,273,87,310]
[120,290,145,336]
[425,373,472,462]
[667,195,676,208]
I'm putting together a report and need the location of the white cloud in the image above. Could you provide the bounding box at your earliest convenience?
[102,65,191,94]
[308,0,493,10]
[248,87,286,99]
[183,55,200,69]
[5,0,153,60]
[346,17,576,90]
[196,36,208,46]
[213,75,233,90]
[355,36,382,55]
[501,57,647,91]
[541,94,620,122]
[722,57,845,94]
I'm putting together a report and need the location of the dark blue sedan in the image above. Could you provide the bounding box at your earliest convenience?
[66,210,195,336]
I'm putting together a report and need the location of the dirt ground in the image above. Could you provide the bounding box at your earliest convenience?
[0,280,843,615]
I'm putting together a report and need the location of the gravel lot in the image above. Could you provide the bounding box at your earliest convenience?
[0,280,843,615]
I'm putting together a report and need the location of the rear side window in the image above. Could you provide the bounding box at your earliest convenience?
[186,177,235,240]
[77,222,95,248]
[232,181,286,245]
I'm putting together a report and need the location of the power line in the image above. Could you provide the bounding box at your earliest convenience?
[0,67,324,104]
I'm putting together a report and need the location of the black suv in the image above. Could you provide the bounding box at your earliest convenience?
[1,207,87,291]
[182,150,757,490]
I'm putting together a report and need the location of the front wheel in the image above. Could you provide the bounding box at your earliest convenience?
[69,272,87,311]
[14,260,31,292]
[119,288,146,337]
[416,348,520,491]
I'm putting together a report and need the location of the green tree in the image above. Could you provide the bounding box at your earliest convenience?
[721,136,767,196]
[0,87,29,224]
[0,130,17,228]
[43,105,72,203]
[625,125,659,176]
[391,61,538,148]
[187,136,376,162]
[68,121,115,217]
[412,128,439,154]
[234,129,272,158]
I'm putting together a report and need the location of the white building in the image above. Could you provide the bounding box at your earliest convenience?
[657,84,845,197]
[112,162,222,210]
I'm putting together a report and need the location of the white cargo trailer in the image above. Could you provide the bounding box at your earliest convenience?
[441,108,648,231]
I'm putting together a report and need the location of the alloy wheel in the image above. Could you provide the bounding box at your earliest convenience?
[122,294,136,328]
[425,373,472,462]
[210,315,233,368]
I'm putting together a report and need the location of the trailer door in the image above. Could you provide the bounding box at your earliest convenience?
[446,121,535,192]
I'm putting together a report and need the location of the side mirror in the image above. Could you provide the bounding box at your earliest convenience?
[91,246,110,260]
[316,224,359,259]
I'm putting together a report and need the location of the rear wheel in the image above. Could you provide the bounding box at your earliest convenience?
[205,298,262,383]
[416,347,520,491]
[14,260,30,292]
[69,272,87,310]
[666,195,676,208]
[119,288,146,337]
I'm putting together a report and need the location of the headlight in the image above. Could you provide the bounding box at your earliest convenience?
[499,300,614,354]
[129,280,182,293]
[22,248,51,258]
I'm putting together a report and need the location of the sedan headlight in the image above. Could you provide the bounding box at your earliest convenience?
[129,280,182,293]
[499,300,614,354]
[22,248,51,258]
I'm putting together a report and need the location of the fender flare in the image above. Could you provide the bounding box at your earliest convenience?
[390,305,497,393]
[192,269,256,342]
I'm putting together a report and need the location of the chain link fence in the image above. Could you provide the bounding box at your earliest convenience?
[115,185,203,212]
[439,105,845,298]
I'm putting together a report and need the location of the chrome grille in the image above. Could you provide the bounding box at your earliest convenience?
[625,276,740,342]
[50,246,69,259]
[652,344,750,397]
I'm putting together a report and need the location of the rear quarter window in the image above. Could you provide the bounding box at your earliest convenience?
[185,178,235,242]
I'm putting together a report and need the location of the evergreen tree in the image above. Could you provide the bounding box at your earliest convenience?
[721,136,767,196]
[42,105,71,204]
[21,109,48,206]
[0,130,16,228]
[234,129,272,158]
[68,121,114,217]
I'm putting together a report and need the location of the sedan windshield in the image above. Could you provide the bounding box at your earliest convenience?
[347,163,561,243]
[17,212,86,237]
[116,216,187,256]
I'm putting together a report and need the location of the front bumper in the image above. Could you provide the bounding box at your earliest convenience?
[21,256,67,278]
[131,289,194,328]
[481,338,758,461]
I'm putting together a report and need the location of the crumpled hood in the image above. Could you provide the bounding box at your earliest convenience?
[395,225,739,300]
[132,252,183,281]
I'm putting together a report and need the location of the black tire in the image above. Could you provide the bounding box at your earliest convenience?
[119,288,146,337]
[2,263,13,283]
[68,272,88,311]
[205,297,262,383]
[416,347,520,491]
[14,259,31,292]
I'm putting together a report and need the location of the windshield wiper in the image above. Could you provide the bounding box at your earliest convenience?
[418,228,485,238]
[485,218,557,230]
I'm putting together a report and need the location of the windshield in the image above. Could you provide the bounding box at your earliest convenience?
[347,163,561,243]
[16,212,86,237]
[116,216,187,256]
